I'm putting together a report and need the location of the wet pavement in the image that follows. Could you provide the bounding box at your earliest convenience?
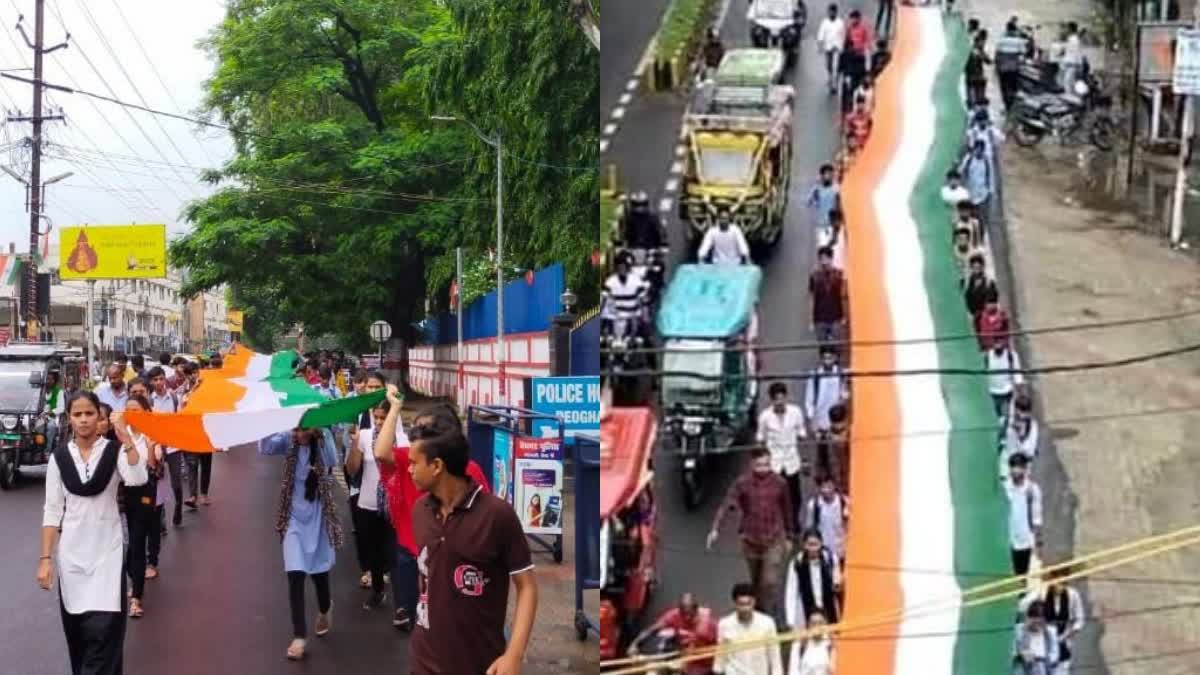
[605,0,878,627]
[0,440,592,674]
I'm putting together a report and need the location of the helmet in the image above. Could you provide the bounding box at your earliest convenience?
[629,191,650,212]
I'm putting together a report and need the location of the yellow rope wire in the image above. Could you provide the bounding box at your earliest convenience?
[600,524,1200,674]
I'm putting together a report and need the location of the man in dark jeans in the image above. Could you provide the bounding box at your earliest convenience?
[874,0,895,39]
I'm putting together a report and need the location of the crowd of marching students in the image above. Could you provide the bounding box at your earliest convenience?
[38,348,539,675]
[625,10,1087,675]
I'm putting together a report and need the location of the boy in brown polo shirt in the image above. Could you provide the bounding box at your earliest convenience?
[409,430,538,675]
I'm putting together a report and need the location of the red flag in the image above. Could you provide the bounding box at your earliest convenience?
[449,280,458,309]
[524,269,535,285]
[591,249,602,267]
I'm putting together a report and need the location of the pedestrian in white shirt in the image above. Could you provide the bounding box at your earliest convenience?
[698,221,750,265]
[1005,453,1042,577]
[1001,394,1039,479]
[816,4,846,93]
[1018,567,1084,674]
[805,346,849,435]
[94,365,129,412]
[38,391,148,675]
[757,382,806,523]
[941,169,970,208]
[149,369,189,527]
[1058,22,1082,93]
[1012,600,1060,675]
[713,582,784,675]
[793,613,834,675]
[346,402,395,610]
[985,338,1024,421]
[803,475,849,563]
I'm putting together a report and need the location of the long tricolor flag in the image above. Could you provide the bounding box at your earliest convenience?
[837,8,1012,675]
[126,344,384,452]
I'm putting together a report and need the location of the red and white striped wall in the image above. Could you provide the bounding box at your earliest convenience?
[407,330,551,409]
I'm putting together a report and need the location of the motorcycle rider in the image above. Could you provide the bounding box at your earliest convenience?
[627,592,718,675]
[602,251,648,340]
[697,217,750,265]
[622,191,666,250]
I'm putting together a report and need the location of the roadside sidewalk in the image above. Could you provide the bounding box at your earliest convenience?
[968,0,1200,671]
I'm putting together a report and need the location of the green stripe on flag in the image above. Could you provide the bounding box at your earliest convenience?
[271,351,300,380]
[912,14,1015,672]
[299,390,386,428]
[5,257,22,286]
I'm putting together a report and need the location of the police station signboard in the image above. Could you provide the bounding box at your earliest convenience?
[529,376,601,439]
[1174,28,1200,95]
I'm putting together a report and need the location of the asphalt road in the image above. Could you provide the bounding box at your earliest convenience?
[0,446,410,674]
[604,0,880,625]
[600,0,670,119]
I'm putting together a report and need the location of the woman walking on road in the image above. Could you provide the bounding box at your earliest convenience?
[346,403,395,611]
[122,394,161,619]
[259,427,343,660]
[37,391,148,675]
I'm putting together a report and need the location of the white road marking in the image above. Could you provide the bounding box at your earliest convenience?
[675,144,686,157]
[619,92,633,105]
[603,123,618,135]
[670,160,684,174]
[659,198,674,212]
[612,107,626,120]
[600,139,609,153]
[664,178,679,192]
[626,79,639,92]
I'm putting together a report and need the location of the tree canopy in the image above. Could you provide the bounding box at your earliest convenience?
[170,0,598,359]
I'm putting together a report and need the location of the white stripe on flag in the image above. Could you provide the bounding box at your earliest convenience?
[201,405,313,448]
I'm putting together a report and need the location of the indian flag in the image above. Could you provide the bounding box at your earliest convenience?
[838,8,1012,674]
[126,344,384,452]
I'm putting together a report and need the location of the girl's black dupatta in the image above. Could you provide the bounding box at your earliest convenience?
[54,439,121,497]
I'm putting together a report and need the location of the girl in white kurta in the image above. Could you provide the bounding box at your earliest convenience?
[37,391,147,675]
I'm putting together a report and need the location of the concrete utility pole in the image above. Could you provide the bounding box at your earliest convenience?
[9,1,68,338]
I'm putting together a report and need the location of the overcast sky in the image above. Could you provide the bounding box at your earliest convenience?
[0,0,232,257]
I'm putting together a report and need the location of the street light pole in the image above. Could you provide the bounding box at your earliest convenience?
[430,115,506,399]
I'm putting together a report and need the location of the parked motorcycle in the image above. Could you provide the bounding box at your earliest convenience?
[1008,73,1115,151]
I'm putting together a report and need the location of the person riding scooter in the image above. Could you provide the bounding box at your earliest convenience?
[602,251,649,339]
[622,191,666,250]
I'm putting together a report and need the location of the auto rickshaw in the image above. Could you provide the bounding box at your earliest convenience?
[655,264,761,509]
[680,49,793,250]
[599,405,658,661]
[0,342,85,489]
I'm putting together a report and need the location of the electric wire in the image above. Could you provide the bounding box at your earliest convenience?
[71,0,211,183]
[46,0,194,203]
[601,525,1200,673]
[604,340,1200,381]
[104,0,221,166]
[607,306,1200,355]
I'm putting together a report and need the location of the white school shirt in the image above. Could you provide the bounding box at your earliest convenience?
[43,438,149,614]
[805,494,849,561]
[713,611,783,675]
[698,226,750,265]
[1005,477,1042,551]
[756,404,806,476]
[804,366,847,431]
[94,382,129,412]
[357,426,382,511]
[816,18,845,53]
[940,184,970,208]
[986,348,1023,396]
[796,639,833,675]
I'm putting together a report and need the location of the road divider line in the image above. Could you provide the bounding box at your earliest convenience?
[619,92,633,106]
[603,123,618,135]
[669,160,684,174]
[664,178,679,192]
[612,107,626,120]
[659,197,674,212]
[600,139,609,153]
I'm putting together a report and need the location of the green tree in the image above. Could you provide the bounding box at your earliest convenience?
[170,0,597,384]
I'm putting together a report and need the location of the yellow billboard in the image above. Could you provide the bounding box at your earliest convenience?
[227,310,244,333]
[59,224,167,280]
